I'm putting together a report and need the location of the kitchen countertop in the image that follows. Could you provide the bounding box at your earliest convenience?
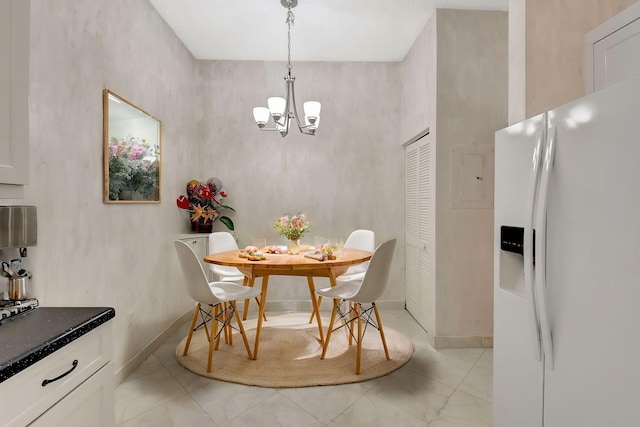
[0,307,115,383]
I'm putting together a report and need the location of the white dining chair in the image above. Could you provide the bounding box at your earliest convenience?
[209,232,265,321]
[316,238,396,374]
[309,229,375,323]
[174,240,260,372]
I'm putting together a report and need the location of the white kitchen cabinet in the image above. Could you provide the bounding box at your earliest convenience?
[586,1,640,93]
[1,313,114,427]
[0,0,30,186]
[29,362,114,426]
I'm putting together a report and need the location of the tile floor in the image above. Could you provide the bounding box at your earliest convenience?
[115,309,493,426]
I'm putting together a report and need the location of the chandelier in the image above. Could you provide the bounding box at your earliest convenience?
[252,0,321,137]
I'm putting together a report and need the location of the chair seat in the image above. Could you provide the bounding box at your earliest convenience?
[212,265,243,277]
[336,271,365,284]
[217,275,245,283]
[316,282,361,300]
[209,281,260,302]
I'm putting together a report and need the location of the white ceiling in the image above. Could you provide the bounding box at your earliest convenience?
[149,0,508,62]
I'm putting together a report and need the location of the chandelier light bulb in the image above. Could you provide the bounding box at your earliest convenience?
[303,101,321,124]
[253,107,270,128]
[268,97,286,121]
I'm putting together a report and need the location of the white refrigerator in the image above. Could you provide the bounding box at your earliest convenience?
[494,76,640,427]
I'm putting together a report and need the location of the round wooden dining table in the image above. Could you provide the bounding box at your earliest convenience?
[203,247,372,360]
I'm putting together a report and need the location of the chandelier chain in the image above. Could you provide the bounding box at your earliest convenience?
[286,6,294,71]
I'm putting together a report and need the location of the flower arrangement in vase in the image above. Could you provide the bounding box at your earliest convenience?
[274,214,310,254]
[176,177,235,232]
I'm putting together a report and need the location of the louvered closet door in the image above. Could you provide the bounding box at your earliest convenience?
[405,134,435,333]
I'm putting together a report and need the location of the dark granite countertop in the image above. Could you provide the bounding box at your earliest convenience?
[0,307,115,383]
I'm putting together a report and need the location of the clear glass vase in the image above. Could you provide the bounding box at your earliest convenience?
[287,239,302,255]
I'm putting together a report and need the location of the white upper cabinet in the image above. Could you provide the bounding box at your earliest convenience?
[0,0,30,185]
[586,1,640,93]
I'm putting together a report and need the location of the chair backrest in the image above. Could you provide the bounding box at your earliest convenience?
[350,239,396,303]
[344,229,375,274]
[344,229,375,251]
[209,232,239,252]
[174,240,220,305]
[208,232,242,277]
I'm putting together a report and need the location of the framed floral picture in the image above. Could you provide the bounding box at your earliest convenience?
[103,89,161,203]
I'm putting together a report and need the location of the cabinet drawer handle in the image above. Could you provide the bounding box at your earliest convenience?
[41,359,78,387]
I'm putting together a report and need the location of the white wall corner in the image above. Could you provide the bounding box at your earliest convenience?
[508,0,526,125]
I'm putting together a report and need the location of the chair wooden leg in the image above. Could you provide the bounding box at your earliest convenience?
[183,303,200,356]
[373,303,390,360]
[208,304,221,372]
[348,302,355,346]
[321,299,339,359]
[230,301,253,359]
[227,308,233,346]
[335,301,352,344]
[356,303,362,375]
[223,302,233,346]
[202,306,211,343]
[222,303,229,344]
[214,305,223,351]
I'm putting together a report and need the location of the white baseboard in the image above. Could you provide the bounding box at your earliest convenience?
[431,334,493,349]
[405,310,493,349]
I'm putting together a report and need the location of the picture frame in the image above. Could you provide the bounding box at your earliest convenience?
[103,89,161,203]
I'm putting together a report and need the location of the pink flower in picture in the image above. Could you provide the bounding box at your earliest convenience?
[128,144,145,160]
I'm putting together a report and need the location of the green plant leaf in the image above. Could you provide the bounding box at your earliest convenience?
[219,216,234,231]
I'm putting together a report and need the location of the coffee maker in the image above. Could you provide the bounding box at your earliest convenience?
[0,206,37,321]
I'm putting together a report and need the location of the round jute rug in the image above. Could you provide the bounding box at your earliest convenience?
[175,312,414,387]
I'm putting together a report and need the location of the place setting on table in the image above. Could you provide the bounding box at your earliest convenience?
[175,214,413,388]
[237,240,343,261]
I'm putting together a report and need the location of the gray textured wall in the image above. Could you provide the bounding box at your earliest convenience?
[18,0,198,371]
[435,10,507,339]
[196,60,405,302]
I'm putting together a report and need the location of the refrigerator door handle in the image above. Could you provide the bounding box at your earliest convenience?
[523,122,545,361]
[535,124,557,371]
